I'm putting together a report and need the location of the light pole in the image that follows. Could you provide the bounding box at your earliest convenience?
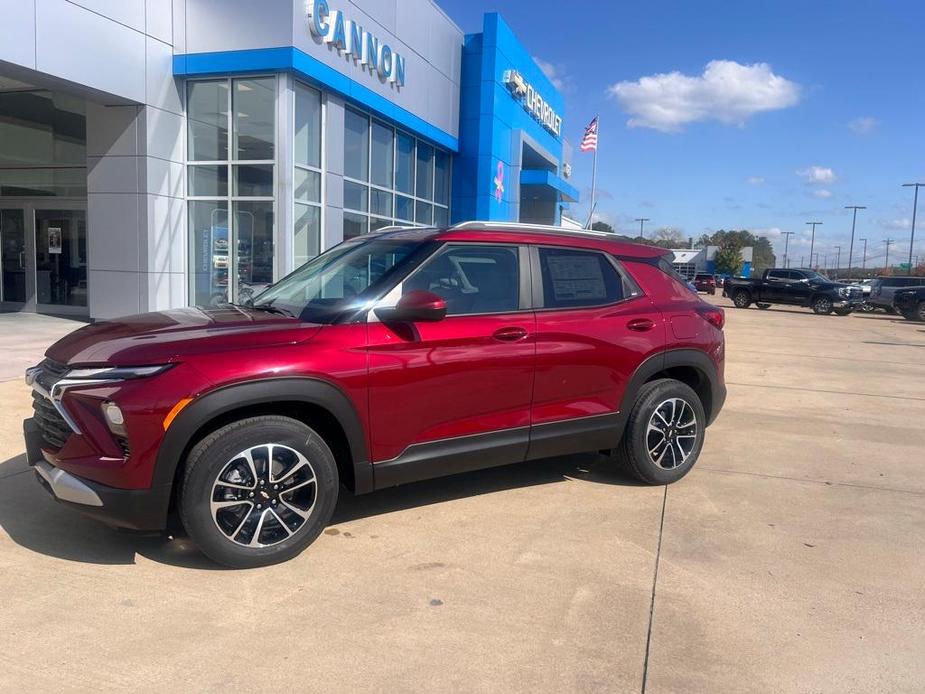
[806,222,822,264]
[859,238,867,271]
[833,245,841,280]
[781,231,795,268]
[902,183,924,269]
[635,218,650,239]
[812,252,819,268]
[884,238,894,272]
[844,205,865,277]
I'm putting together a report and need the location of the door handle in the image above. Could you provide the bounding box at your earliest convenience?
[627,318,656,332]
[492,326,528,342]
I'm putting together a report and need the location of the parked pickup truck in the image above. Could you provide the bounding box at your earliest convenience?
[725,268,864,315]
[893,286,925,322]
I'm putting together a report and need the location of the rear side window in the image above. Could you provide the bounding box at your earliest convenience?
[538,247,625,308]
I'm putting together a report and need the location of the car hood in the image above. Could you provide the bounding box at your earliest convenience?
[45,306,321,366]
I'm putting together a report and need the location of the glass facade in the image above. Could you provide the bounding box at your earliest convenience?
[187,77,276,306]
[0,90,86,198]
[294,82,323,267]
[342,107,451,239]
[184,79,451,308]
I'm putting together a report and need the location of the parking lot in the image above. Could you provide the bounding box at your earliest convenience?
[0,302,923,693]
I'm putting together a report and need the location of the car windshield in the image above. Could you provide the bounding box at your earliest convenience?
[251,237,435,323]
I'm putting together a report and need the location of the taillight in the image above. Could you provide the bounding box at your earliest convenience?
[708,278,716,285]
[698,307,725,330]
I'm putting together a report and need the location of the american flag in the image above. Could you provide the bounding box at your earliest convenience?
[580,116,599,152]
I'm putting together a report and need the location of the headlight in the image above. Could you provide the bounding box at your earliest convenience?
[838,287,849,298]
[65,365,172,381]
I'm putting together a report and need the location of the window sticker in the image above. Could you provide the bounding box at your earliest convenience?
[547,254,605,300]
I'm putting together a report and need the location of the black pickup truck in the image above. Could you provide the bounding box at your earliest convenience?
[725,268,863,315]
[893,286,925,322]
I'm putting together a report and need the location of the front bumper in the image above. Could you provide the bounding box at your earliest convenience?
[832,299,862,309]
[25,418,171,531]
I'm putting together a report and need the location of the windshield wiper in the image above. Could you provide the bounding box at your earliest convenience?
[249,300,295,317]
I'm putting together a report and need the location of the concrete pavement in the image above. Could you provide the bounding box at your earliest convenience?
[0,300,923,692]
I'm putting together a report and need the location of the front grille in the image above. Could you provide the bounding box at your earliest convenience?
[35,358,69,392]
[31,391,71,450]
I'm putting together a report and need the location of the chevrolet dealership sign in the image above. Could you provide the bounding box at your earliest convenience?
[307,0,406,87]
[503,69,562,138]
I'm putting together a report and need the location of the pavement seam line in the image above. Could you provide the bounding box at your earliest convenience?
[725,381,925,402]
[641,484,668,694]
[699,466,925,496]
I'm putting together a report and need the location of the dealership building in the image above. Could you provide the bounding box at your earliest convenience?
[0,0,579,320]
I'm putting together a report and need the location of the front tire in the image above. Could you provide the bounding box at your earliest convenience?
[614,379,706,485]
[179,416,339,568]
[812,296,834,315]
[732,290,752,309]
[834,307,852,316]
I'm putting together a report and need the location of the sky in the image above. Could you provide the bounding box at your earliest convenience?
[438,0,925,269]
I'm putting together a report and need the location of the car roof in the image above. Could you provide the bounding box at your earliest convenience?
[368,222,670,259]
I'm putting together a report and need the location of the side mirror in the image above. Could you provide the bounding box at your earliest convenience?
[375,290,447,323]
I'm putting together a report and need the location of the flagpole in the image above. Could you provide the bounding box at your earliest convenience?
[588,115,598,229]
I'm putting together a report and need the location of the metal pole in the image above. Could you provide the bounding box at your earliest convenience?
[806,222,822,263]
[588,117,599,230]
[635,218,650,239]
[834,246,841,280]
[884,238,893,272]
[844,206,865,277]
[859,238,867,271]
[800,255,804,268]
[903,183,923,269]
[781,231,794,268]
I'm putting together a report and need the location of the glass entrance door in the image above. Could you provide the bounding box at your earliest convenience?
[0,204,87,316]
[0,208,27,308]
[34,208,87,313]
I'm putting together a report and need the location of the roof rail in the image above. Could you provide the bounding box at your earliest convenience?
[449,220,616,238]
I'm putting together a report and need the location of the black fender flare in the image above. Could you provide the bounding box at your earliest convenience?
[619,349,725,426]
[151,377,372,499]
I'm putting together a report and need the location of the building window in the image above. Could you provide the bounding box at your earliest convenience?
[294,82,322,267]
[342,107,450,239]
[187,77,277,307]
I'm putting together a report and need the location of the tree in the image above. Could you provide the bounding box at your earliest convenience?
[651,227,686,247]
[713,243,744,275]
[698,229,776,272]
[591,221,615,233]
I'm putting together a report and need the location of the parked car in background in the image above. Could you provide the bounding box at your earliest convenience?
[24,224,726,568]
[693,273,717,295]
[725,268,863,315]
[893,286,925,322]
[868,276,925,313]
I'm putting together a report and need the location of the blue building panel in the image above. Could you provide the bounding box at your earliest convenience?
[452,13,577,224]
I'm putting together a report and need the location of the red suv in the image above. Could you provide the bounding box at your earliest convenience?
[24,224,725,567]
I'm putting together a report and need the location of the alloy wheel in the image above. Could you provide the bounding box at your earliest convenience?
[210,444,317,548]
[645,398,699,470]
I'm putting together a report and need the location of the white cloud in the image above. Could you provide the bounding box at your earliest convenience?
[746,176,766,186]
[798,166,837,184]
[534,57,568,92]
[848,117,877,134]
[882,218,912,230]
[607,60,800,132]
[812,189,833,199]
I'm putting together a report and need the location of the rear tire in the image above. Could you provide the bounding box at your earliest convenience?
[884,307,897,315]
[903,303,925,322]
[732,290,752,309]
[834,307,852,316]
[179,416,339,569]
[812,296,834,315]
[757,303,771,310]
[613,379,706,485]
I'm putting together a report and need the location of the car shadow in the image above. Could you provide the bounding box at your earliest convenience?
[0,451,644,570]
